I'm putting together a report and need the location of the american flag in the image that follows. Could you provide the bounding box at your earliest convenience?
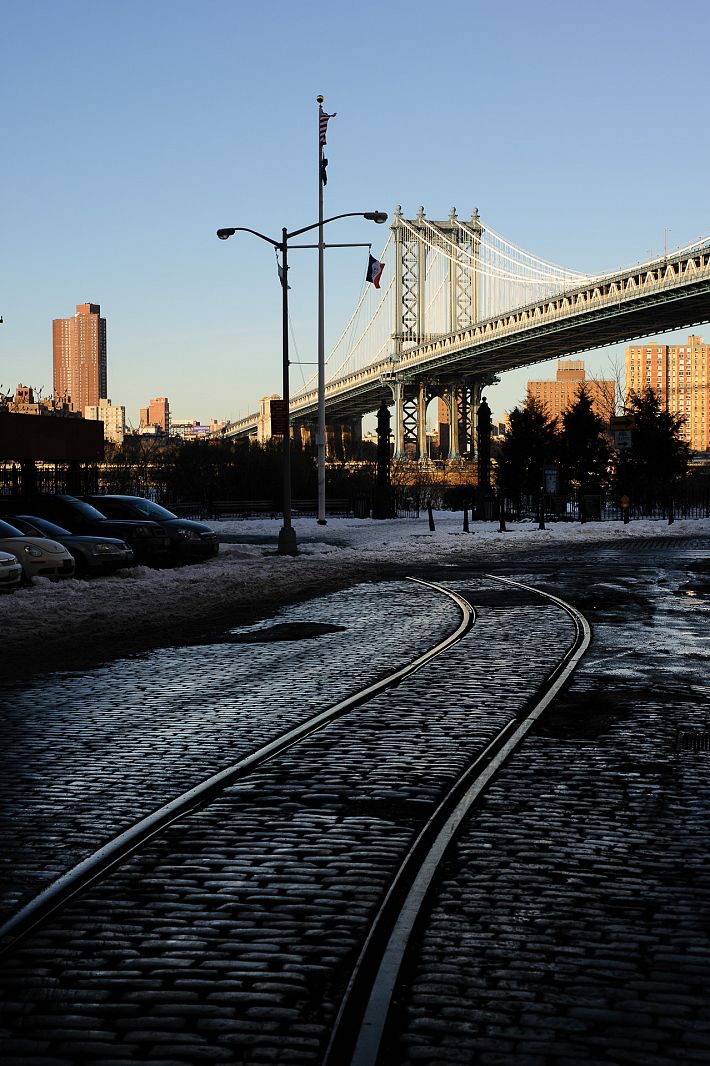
[319,106,336,147]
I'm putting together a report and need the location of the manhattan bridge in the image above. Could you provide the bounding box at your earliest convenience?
[220,206,710,459]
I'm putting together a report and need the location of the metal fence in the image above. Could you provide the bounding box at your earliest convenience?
[0,462,100,498]
[499,490,710,524]
[2,462,709,525]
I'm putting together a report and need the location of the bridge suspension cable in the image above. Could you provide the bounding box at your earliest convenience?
[218,217,710,439]
[316,211,594,387]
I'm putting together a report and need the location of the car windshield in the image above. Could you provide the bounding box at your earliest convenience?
[0,519,25,537]
[14,516,71,537]
[63,498,110,520]
[102,498,176,521]
[131,499,176,520]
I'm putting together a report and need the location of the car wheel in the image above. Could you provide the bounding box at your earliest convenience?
[74,554,89,578]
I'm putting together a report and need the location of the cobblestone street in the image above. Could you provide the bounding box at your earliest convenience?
[1,534,709,1064]
[388,541,710,1064]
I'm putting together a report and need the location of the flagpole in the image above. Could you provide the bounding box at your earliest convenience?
[316,95,327,525]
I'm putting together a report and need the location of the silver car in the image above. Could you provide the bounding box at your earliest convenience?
[0,518,75,582]
[0,549,23,591]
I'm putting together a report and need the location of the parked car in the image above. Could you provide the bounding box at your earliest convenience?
[0,549,23,591]
[7,515,134,577]
[82,495,220,564]
[0,495,172,567]
[0,518,75,582]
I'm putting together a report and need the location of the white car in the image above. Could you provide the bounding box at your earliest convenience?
[0,518,75,582]
[0,549,23,591]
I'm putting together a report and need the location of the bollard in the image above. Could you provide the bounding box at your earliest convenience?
[668,498,674,525]
[623,506,630,525]
[427,502,435,531]
[463,504,469,533]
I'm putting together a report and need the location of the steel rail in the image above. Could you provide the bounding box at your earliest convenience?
[0,578,472,956]
[323,574,591,1066]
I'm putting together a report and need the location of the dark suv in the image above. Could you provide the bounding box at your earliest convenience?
[82,495,219,564]
[0,495,172,567]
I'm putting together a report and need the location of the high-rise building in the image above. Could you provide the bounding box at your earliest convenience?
[52,303,107,413]
[527,360,615,421]
[626,334,710,452]
[140,396,170,434]
[84,398,126,445]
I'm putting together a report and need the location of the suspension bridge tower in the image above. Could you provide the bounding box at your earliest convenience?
[386,205,495,461]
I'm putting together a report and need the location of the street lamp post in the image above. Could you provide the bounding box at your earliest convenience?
[217,210,387,556]
[279,226,295,555]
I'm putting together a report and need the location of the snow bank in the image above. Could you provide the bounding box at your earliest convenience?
[2,513,708,655]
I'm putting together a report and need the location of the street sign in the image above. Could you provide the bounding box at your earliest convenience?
[269,399,288,437]
[544,466,559,493]
[610,415,634,451]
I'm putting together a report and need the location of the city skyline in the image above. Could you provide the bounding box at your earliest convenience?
[2,0,709,428]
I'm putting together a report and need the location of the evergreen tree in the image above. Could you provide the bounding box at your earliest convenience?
[558,384,611,495]
[495,397,559,501]
[615,387,689,505]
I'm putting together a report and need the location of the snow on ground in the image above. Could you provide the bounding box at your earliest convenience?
[2,512,709,652]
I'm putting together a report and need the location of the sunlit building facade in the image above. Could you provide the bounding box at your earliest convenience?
[84,398,126,444]
[140,396,171,434]
[527,360,615,422]
[52,303,107,413]
[625,334,709,452]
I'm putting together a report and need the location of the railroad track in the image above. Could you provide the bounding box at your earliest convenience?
[0,578,473,955]
[0,574,589,1065]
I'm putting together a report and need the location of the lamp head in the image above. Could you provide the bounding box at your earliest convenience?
[217,228,236,240]
[364,211,388,224]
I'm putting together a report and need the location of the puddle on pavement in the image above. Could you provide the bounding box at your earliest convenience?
[536,682,708,742]
[534,690,638,741]
[559,584,655,624]
[225,622,348,644]
[676,580,710,600]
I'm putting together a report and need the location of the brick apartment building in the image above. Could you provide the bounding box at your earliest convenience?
[139,396,170,434]
[626,334,710,452]
[527,360,615,421]
[52,303,107,413]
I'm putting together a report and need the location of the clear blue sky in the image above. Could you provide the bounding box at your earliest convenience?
[2,0,709,428]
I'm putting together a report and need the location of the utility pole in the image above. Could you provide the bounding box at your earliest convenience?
[317,96,329,525]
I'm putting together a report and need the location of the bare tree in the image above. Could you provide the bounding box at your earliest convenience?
[584,354,623,421]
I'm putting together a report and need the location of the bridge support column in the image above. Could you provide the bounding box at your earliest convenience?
[338,417,362,459]
[468,379,483,460]
[445,384,460,459]
[298,423,315,449]
[391,381,406,459]
[460,385,469,456]
[349,416,362,453]
[417,381,428,459]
